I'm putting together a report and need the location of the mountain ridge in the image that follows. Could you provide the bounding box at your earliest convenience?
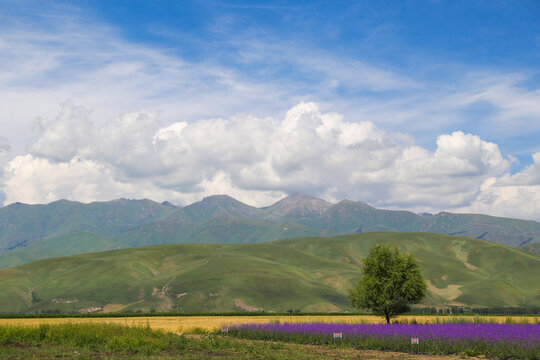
[1,193,539,268]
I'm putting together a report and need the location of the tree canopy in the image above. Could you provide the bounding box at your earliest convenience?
[348,243,426,323]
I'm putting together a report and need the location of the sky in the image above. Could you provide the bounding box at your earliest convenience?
[0,0,539,220]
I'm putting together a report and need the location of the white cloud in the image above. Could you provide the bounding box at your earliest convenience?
[457,153,540,219]
[5,101,539,222]
[1,154,194,205]
[3,155,124,204]
[29,101,94,162]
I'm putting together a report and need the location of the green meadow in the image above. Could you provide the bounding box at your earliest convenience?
[0,322,341,360]
[0,232,538,314]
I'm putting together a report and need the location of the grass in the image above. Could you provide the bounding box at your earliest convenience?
[0,323,187,355]
[0,232,538,314]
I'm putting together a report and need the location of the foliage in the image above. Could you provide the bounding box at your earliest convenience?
[348,244,426,323]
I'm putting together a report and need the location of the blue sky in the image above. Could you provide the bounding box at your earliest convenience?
[0,0,539,219]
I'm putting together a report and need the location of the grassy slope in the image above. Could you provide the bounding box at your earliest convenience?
[111,216,331,247]
[420,212,540,247]
[0,231,117,268]
[0,233,537,314]
[0,217,335,268]
[278,233,540,307]
[520,242,540,256]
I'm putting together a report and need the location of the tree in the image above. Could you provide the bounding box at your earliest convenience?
[348,243,426,324]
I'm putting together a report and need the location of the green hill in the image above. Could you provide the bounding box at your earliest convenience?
[0,233,537,314]
[111,216,332,247]
[0,231,117,268]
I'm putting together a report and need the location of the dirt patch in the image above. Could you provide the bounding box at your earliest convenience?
[464,262,479,271]
[302,303,343,312]
[102,304,126,313]
[338,256,362,266]
[78,306,102,313]
[450,241,469,263]
[51,298,78,304]
[150,276,178,312]
[17,291,32,306]
[426,280,462,301]
[440,275,448,280]
[322,274,345,289]
[234,299,263,312]
[0,341,32,348]
[161,275,177,295]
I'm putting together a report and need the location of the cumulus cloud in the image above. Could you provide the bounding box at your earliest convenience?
[1,154,195,205]
[29,101,94,161]
[4,101,538,221]
[457,153,540,220]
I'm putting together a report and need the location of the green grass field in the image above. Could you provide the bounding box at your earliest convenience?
[1,322,526,360]
[0,232,538,314]
[0,322,325,359]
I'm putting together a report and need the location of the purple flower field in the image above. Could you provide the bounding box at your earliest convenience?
[227,323,540,359]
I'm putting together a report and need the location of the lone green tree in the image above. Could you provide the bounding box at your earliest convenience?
[348,243,426,324]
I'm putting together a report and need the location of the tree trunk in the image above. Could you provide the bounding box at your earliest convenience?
[385,313,390,324]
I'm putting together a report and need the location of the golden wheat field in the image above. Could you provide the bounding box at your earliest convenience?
[0,315,537,334]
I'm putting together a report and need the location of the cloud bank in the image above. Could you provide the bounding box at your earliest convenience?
[2,101,539,220]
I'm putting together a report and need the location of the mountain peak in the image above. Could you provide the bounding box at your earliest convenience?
[278,193,333,204]
[335,199,371,207]
[182,194,261,221]
[263,193,334,220]
[160,201,177,208]
[201,194,237,203]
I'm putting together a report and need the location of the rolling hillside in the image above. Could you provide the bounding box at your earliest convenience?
[1,194,539,268]
[0,233,538,314]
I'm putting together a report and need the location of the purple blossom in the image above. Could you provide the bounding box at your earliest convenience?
[228,322,540,359]
[235,322,539,342]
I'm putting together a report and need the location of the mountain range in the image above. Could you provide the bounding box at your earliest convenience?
[0,232,538,314]
[1,193,539,268]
